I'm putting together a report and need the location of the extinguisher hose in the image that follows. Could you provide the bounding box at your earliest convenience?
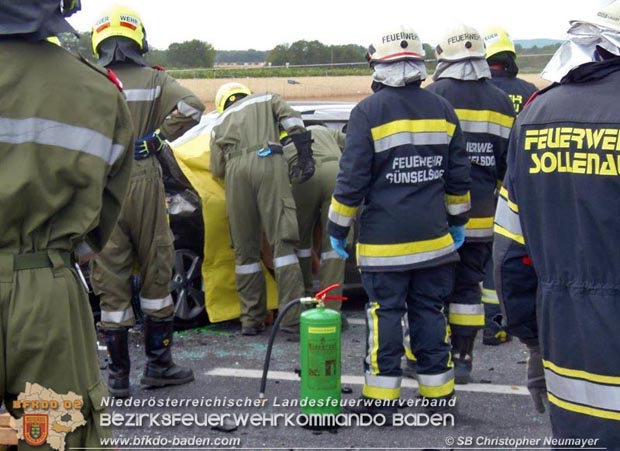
[259,297,302,398]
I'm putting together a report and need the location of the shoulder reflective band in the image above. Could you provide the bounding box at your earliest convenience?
[124,86,161,102]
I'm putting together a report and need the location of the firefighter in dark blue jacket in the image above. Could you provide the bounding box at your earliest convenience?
[426,24,515,384]
[479,26,538,346]
[327,26,471,417]
[494,2,620,446]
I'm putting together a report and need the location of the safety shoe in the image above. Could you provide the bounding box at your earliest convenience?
[453,354,473,384]
[345,396,397,426]
[241,323,265,336]
[401,359,417,379]
[482,327,512,346]
[141,317,194,388]
[101,328,131,398]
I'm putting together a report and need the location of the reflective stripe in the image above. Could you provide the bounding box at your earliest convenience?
[140,294,173,311]
[455,109,514,139]
[357,234,455,267]
[544,368,620,414]
[465,217,494,238]
[281,117,305,130]
[363,374,402,400]
[214,94,273,127]
[481,288,499,304]
[0,117,124,165]
[544,360,620,386]
[449,303,485,327]
[273,254,299,268]
[417,369,455,398]
[101,307,134,324]
[494,196,523,237]
[371,119,457,153]
[445,193,471,216]
[328,198,358,228]
[178,100,203,122]
[499,186,519,213]
[295,248,313,258]
[235,262,262,275]
[321,250,340,261]
[547,393,620,421]
[366,302,380,375]
[124,86,161,102]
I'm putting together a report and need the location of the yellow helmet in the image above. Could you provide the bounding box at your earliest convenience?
[366,26,425,65]
[435,23,486,62]
[482,27,516,59]
[215,82,252,113]
[91,4,147,58]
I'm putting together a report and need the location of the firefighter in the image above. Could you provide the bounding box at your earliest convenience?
[479,26,538,346]
[0,0,133,447]
[328,26,471,419]
[494,2,620,446]
[282,125,347,313]
[90,5,205,397]
[210,82,315,337]
[426,24,515,383]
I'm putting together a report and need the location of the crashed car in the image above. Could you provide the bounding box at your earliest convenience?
[162,101,357,329]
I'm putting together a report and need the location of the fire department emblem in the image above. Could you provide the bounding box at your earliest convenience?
[23,414,48,447]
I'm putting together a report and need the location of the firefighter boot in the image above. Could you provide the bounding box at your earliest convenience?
[483,304,512,346]
[452,334,476,384]
[101,328,131,398]
[141,317,195,387]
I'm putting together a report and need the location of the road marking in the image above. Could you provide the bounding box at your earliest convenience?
[347,318,365,325]
[206,367,529,395]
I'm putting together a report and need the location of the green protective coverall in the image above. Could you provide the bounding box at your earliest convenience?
[0,40,133,449]
[284,126,346,308]
[210,93,307,330]
[91,65,205,328]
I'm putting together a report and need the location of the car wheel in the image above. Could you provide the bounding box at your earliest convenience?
[170,249,209,330]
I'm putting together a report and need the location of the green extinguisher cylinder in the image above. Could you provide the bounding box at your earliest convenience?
[300,305,341,415]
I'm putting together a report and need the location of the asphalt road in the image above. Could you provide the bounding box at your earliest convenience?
[97,298,554,451]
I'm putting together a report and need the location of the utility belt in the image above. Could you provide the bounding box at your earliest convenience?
[0,250,73,272]
[225,144,283,161]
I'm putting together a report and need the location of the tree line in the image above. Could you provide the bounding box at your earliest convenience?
[59,32,560,71]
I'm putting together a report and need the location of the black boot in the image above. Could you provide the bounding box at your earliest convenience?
[452,333,476,384]
[101,328,131,398]
[141,316,194,387]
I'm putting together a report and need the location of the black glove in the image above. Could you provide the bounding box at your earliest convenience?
[290,131,315,183]
[134,129,166,160]
[526,344,548,413]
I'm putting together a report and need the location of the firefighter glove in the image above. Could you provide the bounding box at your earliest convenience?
[449,225,466,249]
[290,131,315,183]
[135,129,166,160]
[330,236,349,259]
[526,344,548,414]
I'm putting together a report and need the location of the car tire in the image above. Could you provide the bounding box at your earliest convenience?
[170,249,209,330]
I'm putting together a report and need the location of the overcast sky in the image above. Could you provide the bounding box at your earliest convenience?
[68,0,612,51]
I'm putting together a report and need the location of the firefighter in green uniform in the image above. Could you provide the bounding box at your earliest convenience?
[283,125,347,312]
[0,0,134,448]
[90,4,205,397]
[210,82,315,337]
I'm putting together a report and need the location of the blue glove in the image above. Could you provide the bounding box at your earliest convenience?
[329,236,349,259]
[449,225,466,249]
[134,130,166,160]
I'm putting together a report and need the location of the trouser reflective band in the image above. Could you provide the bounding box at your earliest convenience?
[417,369,455,398]
[235,262,262,275]
[274,254,299,268]
[321,250,340,261]
[140,294,173,311]
[401,315,416,362]
[101,307,135,324]
[544,361,620,420]
[481,288,499,305]
[363,374,402,400]
[449,303,485,327]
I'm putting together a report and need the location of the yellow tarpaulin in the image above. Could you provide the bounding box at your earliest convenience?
[170,123,278,323]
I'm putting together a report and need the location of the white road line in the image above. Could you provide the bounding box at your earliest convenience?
[347,317,365,325]
[205,367,529,395]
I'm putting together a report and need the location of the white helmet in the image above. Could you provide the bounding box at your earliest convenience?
[571,0,620,32]
[435,23,486,62]
[367,26,425,65]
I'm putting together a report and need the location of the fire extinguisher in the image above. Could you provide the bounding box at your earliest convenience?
[259,284,346,417]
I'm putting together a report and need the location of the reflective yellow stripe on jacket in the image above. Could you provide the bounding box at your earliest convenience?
[445,193,471,216]
[357,233,455,268]
[494,186,524,245]
[454,109,515,139]
[371,118,457,153]
[328,197,358,228]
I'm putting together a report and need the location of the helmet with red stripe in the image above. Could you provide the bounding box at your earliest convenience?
[91,4,148,58]
[366,26,426,66]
